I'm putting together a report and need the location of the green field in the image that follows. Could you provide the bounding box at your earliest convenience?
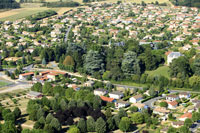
[145,66,170,79]
[0,7,60,21]
[0,81,11,87]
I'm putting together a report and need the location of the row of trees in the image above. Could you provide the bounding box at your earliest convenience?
[0,0,20,9]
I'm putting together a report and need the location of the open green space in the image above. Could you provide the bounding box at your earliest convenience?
[0,7,59,21]
[145,66,170,79]
[0,81,12,87]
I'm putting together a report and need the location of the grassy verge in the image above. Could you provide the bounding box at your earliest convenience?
[145,66,170,79]
[111,80,147,87]
[0,81,12,87]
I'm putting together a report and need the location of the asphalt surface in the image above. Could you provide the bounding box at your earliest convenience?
[64,25,72,42]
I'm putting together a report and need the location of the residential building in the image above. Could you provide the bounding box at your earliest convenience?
[100,96,116,103]
[179,92,190,99]
[153,107,170,116]
[109,91,124,99]
[94,89,108,96]
[131,103,148,112]
[166,94,179,101]
[167,101,178,109]
[167,52,182,65]
[129,94,143,103]
[115,100,130,109]
[19,72,34,80]
[178,112,192,121]
[172,121,184,128]
[27,91,43,99]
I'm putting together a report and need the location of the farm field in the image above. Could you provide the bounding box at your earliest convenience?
[0,3,76,21]
[145,66,170,79]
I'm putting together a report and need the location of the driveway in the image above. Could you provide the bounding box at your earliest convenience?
[143,96,164,108]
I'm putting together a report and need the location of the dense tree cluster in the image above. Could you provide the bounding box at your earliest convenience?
[0,0,20,9]
[170,0,200,8]
[45,1,80,7]
[27,10,57,23]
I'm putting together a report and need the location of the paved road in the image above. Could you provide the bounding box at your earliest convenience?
[190,122,200,133]
[143,96,164,108]
[64,25,72,42]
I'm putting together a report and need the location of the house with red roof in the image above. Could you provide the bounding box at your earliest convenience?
[100,96,116,103]
[166,101,178,109]
[19,72,34,80]
[178,112,192,121]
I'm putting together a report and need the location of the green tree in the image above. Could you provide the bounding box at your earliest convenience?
[42,82,52,95]
[192,112,200,122]
[105,108,112,119]
[107,117,115,131]
[119,117,131,132]
[68,126,80,133]
[121,51,141,75]
[13,107,21,119]
[31,82,42,92]
[129,106,138,113]
[184,118,193,128]
[131,112,144,124]
[95,117,107,133]
[2,121,17,133]
[84,50,105,75]
[160,102,168,108]
[37,108,45,120]
[77,118,86,133]
[60,99,67,111]
[118,109,127,118]
[179,125,190,133]
[169,56,192,78]
[194,57,200,76]
[50,118,61,131]
[87,117,95,132]
[46,113,54,124]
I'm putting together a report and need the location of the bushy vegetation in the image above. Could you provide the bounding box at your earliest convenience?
[170,0,200,8]
[0,0,20,9]
[27,10,57,23]
[45,1,80,7]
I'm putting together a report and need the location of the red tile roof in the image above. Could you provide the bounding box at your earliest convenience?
[20,72,34,76]
[179,112,192,119]
[100,96,115,102]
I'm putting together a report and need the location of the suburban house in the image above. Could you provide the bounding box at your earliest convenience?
[100,96,116,103]
[94,89,108,96]
[167,101,178,109]
[167,52,182,65]
[172,121,184,128]
[27,91,43,99]
[179,92,190,99]
[84,80,94,87]
[153,107,170,116]
[166,94,179,101]
[191,99,200,106]
[109,91,124,99]
[115,100,130,109]
[19,72,34,80]
[178,112,192,121]
[129,94,143,103]
[132,103,148,112]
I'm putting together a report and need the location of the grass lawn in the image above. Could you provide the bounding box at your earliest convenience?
[111,80,147,87]
[0,81,12,87]
[145,66,170,79]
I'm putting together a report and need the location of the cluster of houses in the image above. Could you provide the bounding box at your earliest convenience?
[0,3,200,63]
[19,70,67,82]
[94,88,146,109]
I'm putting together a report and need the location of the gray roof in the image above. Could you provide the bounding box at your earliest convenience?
[28,91,42,96]
[168,52,182,58]
[109,91,123,96]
